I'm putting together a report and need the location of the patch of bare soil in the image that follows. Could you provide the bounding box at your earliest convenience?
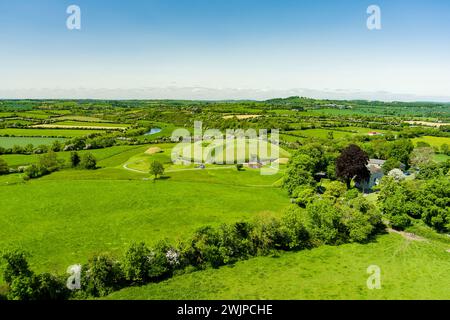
[388,228,426,241]
[145,147,163,155]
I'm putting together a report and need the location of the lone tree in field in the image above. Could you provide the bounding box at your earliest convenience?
[150,160,164,180]
[80,153,97,170]
[0,158,9,175]
[70,151,81,168]
[335,144,370,189]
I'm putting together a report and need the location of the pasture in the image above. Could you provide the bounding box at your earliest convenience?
[0,128,103,138]
[0,137,66,148]
[0,144,289,281]
[34,121,130,130]
[106,233,450,300]
[412,136,450,148]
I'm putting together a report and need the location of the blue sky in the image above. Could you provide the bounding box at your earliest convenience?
[1,0,450,100]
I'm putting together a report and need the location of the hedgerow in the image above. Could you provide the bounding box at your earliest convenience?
[1,200,384,300]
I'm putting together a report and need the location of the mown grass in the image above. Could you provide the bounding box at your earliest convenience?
[0,137,66,148]
[0,167,289,281]
[412,136,450,148]
[0,128,103,138]
[1,145,145,167]
[105,233,450,300]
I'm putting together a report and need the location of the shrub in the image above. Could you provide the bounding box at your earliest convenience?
[0,158,8,175]
[7,276,36,300]
[382,158,401,174]
[250,216,291,253]
[281,206,311,250]
[81,254,124,297]
[38,151,60,175]
[323,181,347,200]
[302,200,347,245]
[33,273,70,300]
[147,240,177,279]
[122,242,151,284]
[70,151,81,168]
[291,186,316,208]
[185,227,224,269]
[389,214,411,231]
[218,222,254,263]
[80,153,97,170]
[342,209,374,243]
[1,249,33,285]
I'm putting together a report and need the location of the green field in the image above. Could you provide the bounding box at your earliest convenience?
[48,121,130,128]
[0,137,66,148]
[0,128,103,138]
[55,116,109,122]
[106,233,450,300]
[434,154,450,163]
[0,145,147,167]
[412,136,450,148]
[0,148,289,281]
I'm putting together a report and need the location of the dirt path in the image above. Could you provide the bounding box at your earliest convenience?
[388,228,426,241]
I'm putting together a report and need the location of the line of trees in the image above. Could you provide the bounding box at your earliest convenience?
[0,199,384,300]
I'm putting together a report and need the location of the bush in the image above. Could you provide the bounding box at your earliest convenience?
[218,222,254,263]
[281,207,311,250]
[80,153,97,170]
[291,186,316,208]
[185,227,224,269]
[7,276,36,300]
[33,273,70,300]
[81,254,124,297]
[0,158,8,175]
[122,242,151,284]
[250,216,291,253]
[302,200,347,245]
[1,250,32,285]
[389,214,411,231]
[342,209,374,243]
[70,151,81,168]
[147,240,178,279]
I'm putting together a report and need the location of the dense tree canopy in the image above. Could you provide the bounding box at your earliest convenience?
[335,144,370,189]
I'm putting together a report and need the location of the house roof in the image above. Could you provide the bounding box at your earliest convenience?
[369,159,386,166]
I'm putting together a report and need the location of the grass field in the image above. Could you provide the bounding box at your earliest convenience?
[0,137,66,148]
[0,128,103,138]
[412,136,450,148]
[55,116,109,122]
[0,145,147,167]
[105,232,450,300]
[0,146,289,281]
[434,154,450,163]
[34,121,130,130]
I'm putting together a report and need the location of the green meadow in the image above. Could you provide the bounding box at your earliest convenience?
[0,149,289,281]
[106,233,450,300]
[49,121,130,128]
[412,136,450,148]
[0,137,66,148]
[0,128,103,138]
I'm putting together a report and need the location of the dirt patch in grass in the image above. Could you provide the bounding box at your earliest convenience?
[388,229,426,241]
[145,147,163,155]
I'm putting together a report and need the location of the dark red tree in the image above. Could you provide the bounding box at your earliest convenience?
[335,144,370,189]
